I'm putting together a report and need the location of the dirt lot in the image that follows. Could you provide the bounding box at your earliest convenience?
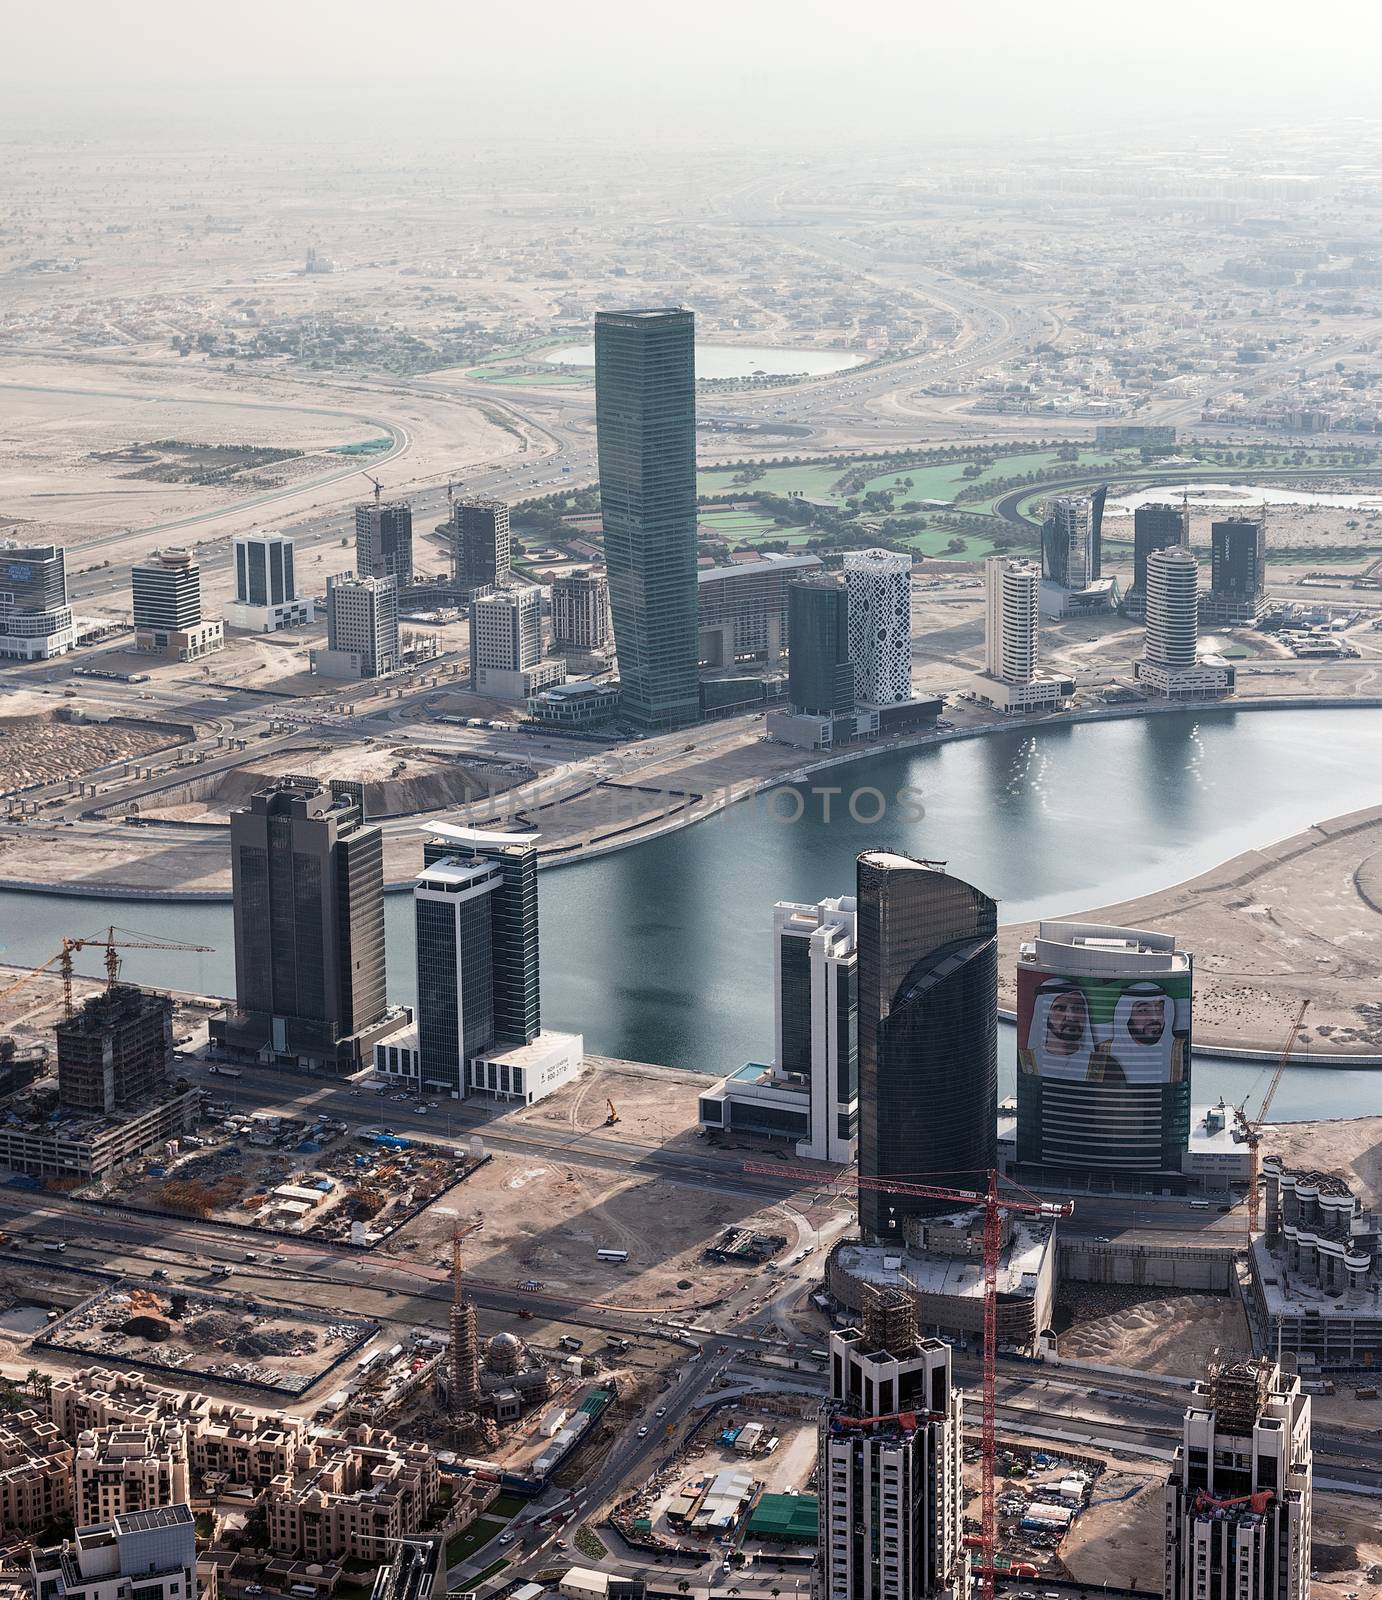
[1057,1287,1251,1376]
[0,710,185,798]
[37,1279,373,1395]
[392,1061,812,1312]
[1261,1114,1382,1212]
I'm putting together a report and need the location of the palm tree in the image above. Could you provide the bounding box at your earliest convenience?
[25,1368,43,1400]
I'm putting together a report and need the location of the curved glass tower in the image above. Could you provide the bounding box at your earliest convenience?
[856,849,997,1241]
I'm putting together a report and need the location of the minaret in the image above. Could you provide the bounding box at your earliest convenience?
[447,1229,497,1448]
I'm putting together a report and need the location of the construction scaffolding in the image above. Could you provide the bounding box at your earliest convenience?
[1205,1354,1271,1437]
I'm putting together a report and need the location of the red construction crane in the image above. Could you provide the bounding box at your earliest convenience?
[1192,1487,1274,1516]
[745,1160,1072,1600]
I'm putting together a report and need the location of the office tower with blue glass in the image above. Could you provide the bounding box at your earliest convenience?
[381,824,579,1103]
[856,849,998,1240]
[594,307,701,729]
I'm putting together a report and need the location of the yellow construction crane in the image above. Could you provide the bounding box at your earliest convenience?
[0,926,213,1018]
[1241,998,1310,1237]
[604,1098,620,1127]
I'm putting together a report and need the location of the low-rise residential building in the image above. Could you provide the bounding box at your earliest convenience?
[73,1421,191,1528]
[0,1410,74,1538]
[262,1430,440,1565]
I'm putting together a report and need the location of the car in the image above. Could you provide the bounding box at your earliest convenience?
[271,1254,287,1264]
[655,1406,666,1417]
[1094,1234,1111,1243]
[637,1425,649,1437]
[498,1532,516,1545]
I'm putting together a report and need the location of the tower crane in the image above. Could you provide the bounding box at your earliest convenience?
[1239,998,1310,1237]
[745,1161,1072,1600]
[359,472,384,503]
[0,927,212,1017]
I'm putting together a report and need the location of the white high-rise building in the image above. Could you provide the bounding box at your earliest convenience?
[31,1504,197,1600]
[224,531,313,633]
[318,571,398,679]
[844,548,913,713]
[1138,546,1232,700]
[1165,1358,1312,1600]
[819,1294,968,1600]
[775,897,858,1163]
[0,542,76,661]
[470,586,564,701]
[976,557,1069,713]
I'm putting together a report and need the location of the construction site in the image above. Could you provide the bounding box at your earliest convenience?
[34,1278,376,1395]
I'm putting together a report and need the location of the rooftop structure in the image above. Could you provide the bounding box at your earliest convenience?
[32,1503,196,1600]
[0,1411,74,1538]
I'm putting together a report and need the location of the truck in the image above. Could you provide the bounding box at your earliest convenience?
[41,1241,67,1253]
[207,1065,242,1078]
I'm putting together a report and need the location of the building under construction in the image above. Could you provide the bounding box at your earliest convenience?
[1164,1357,1312,1600]
[56,984,173,1115]
[445,1235,497,1450]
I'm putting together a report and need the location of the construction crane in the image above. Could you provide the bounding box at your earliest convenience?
[604,1098,620,1127]
[745,1161,1072,1600]
[1239,998,1309,1236]
[1192,1487,1274,1516]
[359,471,383,503]
[0,926,212,1017]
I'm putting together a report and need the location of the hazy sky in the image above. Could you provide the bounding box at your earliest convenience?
[7,0,1382,149]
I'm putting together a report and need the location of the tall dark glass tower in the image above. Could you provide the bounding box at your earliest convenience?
[595,307,701,729]
[856,849,997,1240]
[1205,514,1267,623]
[787,577,855,719]
[212,777,391,1072]
[1125,501,1190,619]
[355,501,414,587]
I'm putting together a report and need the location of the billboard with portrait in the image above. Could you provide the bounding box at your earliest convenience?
[1017,965,1190,1085]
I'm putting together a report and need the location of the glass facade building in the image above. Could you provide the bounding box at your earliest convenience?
[451,498,511,590]
[595,307,701,729]
[856,850,997,1240]
[787,576,855,718]
[214,778,391,1072]
[414,862,499,1096]
[1124,501,1189,619]
[355,501,414,586]
[1205,514,1267,623]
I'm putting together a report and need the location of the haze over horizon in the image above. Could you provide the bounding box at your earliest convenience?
[7,0,1382,150]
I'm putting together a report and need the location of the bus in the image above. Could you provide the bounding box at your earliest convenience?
[1188,1200,1211,1211]
[596,1248,629,1262]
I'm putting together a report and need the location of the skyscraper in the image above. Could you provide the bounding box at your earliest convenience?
[787,576,854,721]
[1040,489,1106,590]
[1015,919,1193,1181]
[774,896,859,1163]
[844,549,913,713]
[398,825,579,1104]
[856,850,997,1240]
[450,498,511,590]
[818,1290,967,1600]
[1204,513,1267,624]
[469,585,562,700]
[976,556,1068,713]
[355,500,414,587]
[324,571,399,679]
[550,571,611,651]
[1124,501,1189,620]
[131,549,223,661]
[1139,547,1232,700]
[594,307,701,729]
[225,531,313,632]
[0,541,75,660]
[1164,1358,1311,1600]
[212,777,392,1072]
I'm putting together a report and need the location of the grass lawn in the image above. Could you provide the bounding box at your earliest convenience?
[699,507,786,538]
[487,1494,528,1520]
[446,1516,506,1567]
[698,462,848,500]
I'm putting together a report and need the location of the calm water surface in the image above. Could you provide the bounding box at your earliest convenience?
[3,708,1381,1120]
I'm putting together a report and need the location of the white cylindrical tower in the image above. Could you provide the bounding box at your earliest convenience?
[1145,546,1199,670]
[985,556,1040,685]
